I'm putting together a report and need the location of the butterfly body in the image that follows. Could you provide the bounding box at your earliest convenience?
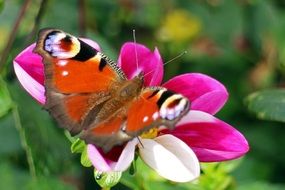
[34,29,190,152]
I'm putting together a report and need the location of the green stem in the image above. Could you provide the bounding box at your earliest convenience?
[12,105,37,179]
[0,76,36,178]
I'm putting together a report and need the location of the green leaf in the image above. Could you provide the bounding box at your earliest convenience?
[246,89,285,123]
[199,162,236,190]
[71,138,86,153]
[80,146,92,167]
[70,138,91,167]
[0,78,13,118]
[94,170,122,188]
[217,158,243,173]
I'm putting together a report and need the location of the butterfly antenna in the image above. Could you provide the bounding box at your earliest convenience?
[144,50,188,78]
[164,50,188,66]
[133,29,139,71]
[136,137,144,148]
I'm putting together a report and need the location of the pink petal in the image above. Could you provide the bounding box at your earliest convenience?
[118,42,163,86]
[87,139,137,172]
[13,59,46,104]
[87,144,112,172]
[113,138,138,171]
[163,73,228,115]
[13,38,101,104]
[160,111,249,162]
[14,44,44,85]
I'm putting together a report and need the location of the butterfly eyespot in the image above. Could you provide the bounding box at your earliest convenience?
[44,32,80,59]
[159,95,189,120]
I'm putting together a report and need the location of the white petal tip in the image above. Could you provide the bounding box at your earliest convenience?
[139,135,200,183]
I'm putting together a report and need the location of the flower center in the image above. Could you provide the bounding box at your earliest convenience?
[140,128,158,139]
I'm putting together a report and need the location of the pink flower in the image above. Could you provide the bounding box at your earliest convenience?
[14,39,249,183]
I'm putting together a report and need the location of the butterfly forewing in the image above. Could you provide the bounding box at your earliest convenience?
[34,29,125,134]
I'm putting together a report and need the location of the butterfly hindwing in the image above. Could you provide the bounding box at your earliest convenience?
[125,87,190,136]
[81,87,190,152]
[80,76,144,151]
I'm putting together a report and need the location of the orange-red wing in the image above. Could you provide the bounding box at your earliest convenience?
[65,95,90,123]
[126,89,161,135]
[34,29,125,135]
[50,57,120,93]
[85,117,122,136]
[45,94,92,134]
[125,88,190,137]
[35,29,125,94]
[45,92,111,135]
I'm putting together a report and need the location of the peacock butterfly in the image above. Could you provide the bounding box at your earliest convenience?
[34,29,190,152]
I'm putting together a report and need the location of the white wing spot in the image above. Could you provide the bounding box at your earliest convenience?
[62,71,69,76]
[57,60,68,66]
[143,116,149,122]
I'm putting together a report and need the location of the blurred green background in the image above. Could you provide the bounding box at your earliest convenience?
[1,0,285,189]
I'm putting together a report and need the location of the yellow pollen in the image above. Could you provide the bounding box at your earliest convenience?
[140,128,158,139]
